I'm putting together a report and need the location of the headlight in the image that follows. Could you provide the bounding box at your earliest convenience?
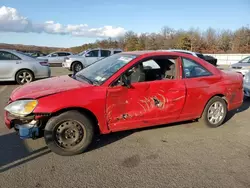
[4,100,38,117]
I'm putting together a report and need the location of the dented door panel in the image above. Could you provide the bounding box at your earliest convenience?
[106,82,152,130]
[106,79,186,132]
[150,79,186,123]
[179,75,222,120]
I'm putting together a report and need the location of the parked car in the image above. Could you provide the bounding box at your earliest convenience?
[37,51,73,67]
[203,55,218,66]
[242,69,250,97]
[166,49,217,66]
[62,48,123,72]
[4,51,243,156]
[30,52,48,58]
[229,56,250,76]
[0,49,51,84]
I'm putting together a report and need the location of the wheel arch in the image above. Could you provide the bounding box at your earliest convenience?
[50,107,100,134]
[15,68,35,79]
[200,94,228,118]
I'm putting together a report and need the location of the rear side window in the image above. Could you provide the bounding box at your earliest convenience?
[182,58,212,78]
[0,51,21,60]
[58,52,69,56]
[101,50,111,57]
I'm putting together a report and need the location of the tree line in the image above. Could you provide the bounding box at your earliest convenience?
[69,26,250,54]
[1,26,249,54]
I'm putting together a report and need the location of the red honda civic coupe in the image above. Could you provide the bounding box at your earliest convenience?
[4,51,244,156]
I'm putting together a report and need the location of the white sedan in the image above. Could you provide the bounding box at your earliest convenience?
[230,56,250,76]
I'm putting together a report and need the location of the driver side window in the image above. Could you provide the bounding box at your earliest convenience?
[182,58,212,78]
[111,56,178,87]
[86,50,99,57]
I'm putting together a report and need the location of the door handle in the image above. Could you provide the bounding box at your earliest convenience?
[16,61,21,64]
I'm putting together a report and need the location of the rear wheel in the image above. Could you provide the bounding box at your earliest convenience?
[72,62,83,73]
[44,111,94,156]
[201,96,227,128]
[15,69,34,85]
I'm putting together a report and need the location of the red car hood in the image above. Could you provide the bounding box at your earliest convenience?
[10,75,90,101]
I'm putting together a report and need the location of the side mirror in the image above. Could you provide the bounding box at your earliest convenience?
[121,75,131,88]
[85,53,90,57]
[184,68,190,77]
[125,68,135,77]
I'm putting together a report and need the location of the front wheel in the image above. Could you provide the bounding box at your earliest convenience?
[201,96,228,128]
[44,111,94,156]
[72,62,83,73]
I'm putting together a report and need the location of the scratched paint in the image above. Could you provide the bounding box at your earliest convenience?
[113,92,185,122]
[107,84,186,123]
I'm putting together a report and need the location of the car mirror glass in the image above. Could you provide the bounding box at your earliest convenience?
[121,75,131,88]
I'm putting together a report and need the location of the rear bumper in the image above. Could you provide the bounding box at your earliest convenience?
[35,66,51,79]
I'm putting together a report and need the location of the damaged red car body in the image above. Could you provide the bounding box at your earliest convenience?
[4,51,244,156]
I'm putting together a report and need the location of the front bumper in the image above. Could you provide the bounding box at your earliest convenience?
[62,61,72,70]
[229,68,249,76]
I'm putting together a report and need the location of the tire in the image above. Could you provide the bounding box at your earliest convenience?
[201,96,227,128]
[72,62,84,73]
[44,110,94,156]
[15,69,34,85]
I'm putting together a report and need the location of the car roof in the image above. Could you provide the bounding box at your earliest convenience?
[0,49,17,53]
[120,50,187,56]
[86,48,123,51]
[167,49,202,55]
[51,51,72,53]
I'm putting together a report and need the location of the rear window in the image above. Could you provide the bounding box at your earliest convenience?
[196,53,205,59]
[114,51,122,54]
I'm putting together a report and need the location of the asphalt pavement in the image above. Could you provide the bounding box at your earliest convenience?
[0,67,250,188]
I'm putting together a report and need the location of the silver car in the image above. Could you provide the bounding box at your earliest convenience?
[0,49,51,84]
[230,56,250,76]
[37,51,73,67]
[62,48,122,72]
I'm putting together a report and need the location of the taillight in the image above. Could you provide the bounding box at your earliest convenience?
[39,62,49,66]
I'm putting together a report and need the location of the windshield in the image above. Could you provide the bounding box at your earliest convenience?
[17,51,36,58]
[78,50,87,56]
[75,53,138,85]
[239,56,250,63]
